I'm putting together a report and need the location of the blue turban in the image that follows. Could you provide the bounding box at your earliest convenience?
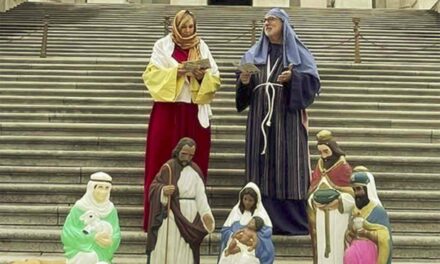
[241,8,319,80]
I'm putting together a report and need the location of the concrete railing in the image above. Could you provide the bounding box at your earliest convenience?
[0,0,26,12]
[432,0,440,12]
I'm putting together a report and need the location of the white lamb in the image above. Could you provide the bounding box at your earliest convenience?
[79,210,113,236]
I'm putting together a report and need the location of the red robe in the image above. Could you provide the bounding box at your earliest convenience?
[143,46,211,231]
[310,157,352,192]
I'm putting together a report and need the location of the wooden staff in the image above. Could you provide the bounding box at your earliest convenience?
[324,208,331,258]
[164,163,173,264]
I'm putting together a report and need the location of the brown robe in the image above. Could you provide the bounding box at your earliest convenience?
[146,159,208,264]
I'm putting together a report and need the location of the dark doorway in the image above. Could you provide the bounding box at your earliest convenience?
[209,0,252,5]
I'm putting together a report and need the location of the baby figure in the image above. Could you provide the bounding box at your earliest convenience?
[225,216,264,257]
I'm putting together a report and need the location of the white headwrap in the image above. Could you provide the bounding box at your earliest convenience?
[223,182,272,228]
[75,172,115,218]
[365,172,383,207]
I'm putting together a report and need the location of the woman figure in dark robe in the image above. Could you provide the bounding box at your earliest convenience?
[236,8,321,235]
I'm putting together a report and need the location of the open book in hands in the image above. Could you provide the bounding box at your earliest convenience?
[182,58,211,72]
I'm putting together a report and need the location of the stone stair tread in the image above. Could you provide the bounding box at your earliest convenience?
[1,225,440,245]
[2,135,440,146]
[1,203,439,217]
[0,183,439,197]
[2,101,440,112]
[1,149,440,162]
[2,122,439,138]
[1,59,440,71]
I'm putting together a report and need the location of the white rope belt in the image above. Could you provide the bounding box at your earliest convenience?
[254,82,283,155]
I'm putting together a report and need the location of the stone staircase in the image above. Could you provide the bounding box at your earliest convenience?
[0,2,440,263]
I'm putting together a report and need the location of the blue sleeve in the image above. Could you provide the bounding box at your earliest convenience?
[287,71,320,111]
[368,207,391,231]
[235,73,255,113]
[255,226,275,264]
[218,222,244,263]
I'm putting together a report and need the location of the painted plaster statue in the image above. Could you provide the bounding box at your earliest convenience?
[220,216,264,264]
[146,137,215,264]
[219,182,274,264]
[307,130,355,264]
[61,172,121,264]
[344,168,393,264]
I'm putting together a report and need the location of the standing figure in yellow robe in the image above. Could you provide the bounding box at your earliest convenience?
[141,9,221,231]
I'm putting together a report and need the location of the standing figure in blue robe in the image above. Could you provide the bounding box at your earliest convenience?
[236,8,321,235]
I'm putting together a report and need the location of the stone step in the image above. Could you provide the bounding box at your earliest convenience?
[2,101,440,115]
[1,203,439,236]
[0,110,440,129]
[2,104,440,121]
[1,51,439,64]
[0,146,440,172]
[312,101,440,111]
[1,22,438,34]
[0,165,144,185]
[321,87,440,96]
[0,183,439,210]
[1,81,440,96]
[0,226,439,260]
[0,165,438,191]
[0,162,438,190]
[2,67,440,77]
[0,165,246,186]
[2,76,439,90]
[1,42,439,56]
[0,42,438,55]
[1,56,439,73]
[208,187,440,210]
[1,136,440,158]
[0,19,437,31]
[2,92,440,107]
[2,85,440,103]
[0,44,438,61]
[0,68,439,84]
[1,60,439,72]
[1,123,438,142]
[2,112,440,128]
[1,70,439,85]
[318,93,440,103]
[1,203,439,234]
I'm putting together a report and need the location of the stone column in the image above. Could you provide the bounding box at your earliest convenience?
[170,0,207,4]
[433,0,440,12]
[416,0,438,8]
[334,0,372,8]
[87,0,127,2]
[301,0,327,8]
[290,0,300,6]
[375,0,387,7]
[253,0,289,7]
